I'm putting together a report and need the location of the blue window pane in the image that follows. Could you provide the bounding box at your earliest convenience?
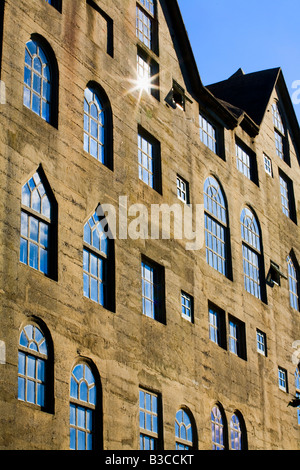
[70,377,78,400]
[18,377,25,401]
[27,379,35,404]
[32,93,41,116]
[90,277,98,302]
[33,57,42,74]
[42,101,50,122]
[29,243,38,269]
[83,273,89,298]
[25,49,32,66]
[90,119,98,138]
[42,80,50,101]
[20,238,28,264]
[77,430,86,450]
[18,352,25,375]
[37,358,45,381]
[37,383,45,407]
[90,253,98,277]
[29,216,39,242]
[23,86,31,109]
[87,433,93,450]
[89,386,96,406]
[27,355,36,379]
[70,404,76,425]
[90,138,97,158]
[84,114,89,132]
[24,66,31,86]
[70,428,76,450]
[73,364,84,381]
[33,73,41,94]
[40,222,48,247]
[79,381,88,402]
[77,406,86,428]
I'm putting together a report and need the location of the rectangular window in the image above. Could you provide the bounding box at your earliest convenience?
[141,258,165,322]
[256,329,267,356]
[236,141,258,184]
[138,134,153,188]
[279,171,296,222]
[177,175,189,204]
[138,129,161,192]
[20,211,49,275]
[274,129,284,160]
[278,367,288,392]
[263,154,273,177]
[181,291,193,322]
[208,304,226,349]
[136,5,152,50]
[279,173,289,217]
[199,113,217,153]
[236,143,250,179]
[229,320,238,355]
[137,53,151,94]
[228,316,246,360]
[137,49,159,100]
[83,248,106,306]
[139,389,159,450]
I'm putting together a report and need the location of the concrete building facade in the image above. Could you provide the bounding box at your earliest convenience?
[0,0,299,450]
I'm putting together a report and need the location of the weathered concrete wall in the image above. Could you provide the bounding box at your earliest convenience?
[0,0,299,450]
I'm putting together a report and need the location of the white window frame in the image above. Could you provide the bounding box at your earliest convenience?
[278,367,288,392]
[181,291,192,322]
[263,154,273,177]
[177,175,189,204]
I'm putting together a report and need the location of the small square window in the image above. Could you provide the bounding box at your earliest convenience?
[263,154,273,177]
[177,175,189,204]
[278,367,288,392]
[181,291,193,322]
[256,329,267,356]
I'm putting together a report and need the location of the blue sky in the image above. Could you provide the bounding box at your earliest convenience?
[177,0,300,123]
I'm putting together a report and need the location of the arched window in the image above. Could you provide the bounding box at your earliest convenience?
[287,255,299,310]
[211,405,225,450]
[175,409,194,449]
[83,84,113,170]
[83,208,115,311]
[240,207,263,300]
[84,87,105,163]
[230,414,242,450]
[204,176,229,277]
[18,324,48,408]
[70,362,97,450]
[23,39,51,122]
[20,169,57,278]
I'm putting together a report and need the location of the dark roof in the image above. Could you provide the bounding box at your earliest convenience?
[206,67,281,127]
